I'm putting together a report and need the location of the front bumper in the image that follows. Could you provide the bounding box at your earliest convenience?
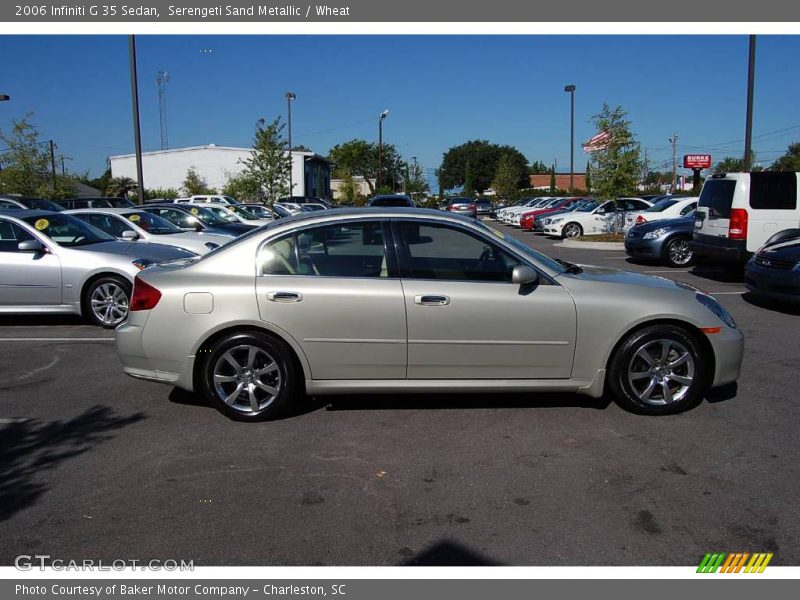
[624,236,665,259]
[708,325,745,388]
[744,263,800,303]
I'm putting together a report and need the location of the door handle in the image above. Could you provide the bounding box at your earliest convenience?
[267,291,303,302]
[415,294,450,306]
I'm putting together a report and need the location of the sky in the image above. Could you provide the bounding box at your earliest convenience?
[1,34,800,185]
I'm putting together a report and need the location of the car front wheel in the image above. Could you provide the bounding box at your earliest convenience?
[83,276,131,328]
[608,325,708,415]
[663,236,694,268]
[562,223,583,239]
[200,331,296,421]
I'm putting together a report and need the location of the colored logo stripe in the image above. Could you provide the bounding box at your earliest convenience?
[697,552,773,573]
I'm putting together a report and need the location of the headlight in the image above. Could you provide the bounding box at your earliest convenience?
[696,293,737,329]
[550,218,564,225]
[643,227,669,240]
[205,242,220,250]
[132,258,156,271]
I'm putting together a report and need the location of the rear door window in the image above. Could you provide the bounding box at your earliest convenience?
[749,172,797,210]
[699,179,737,218]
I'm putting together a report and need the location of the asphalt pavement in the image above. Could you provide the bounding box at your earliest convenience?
[1,223,798,566]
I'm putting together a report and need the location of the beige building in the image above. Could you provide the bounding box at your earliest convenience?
[330,176,374,202]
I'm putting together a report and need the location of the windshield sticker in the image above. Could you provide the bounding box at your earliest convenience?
[34,218,49,231]
[128,214,141,222]
[190,207,199,215]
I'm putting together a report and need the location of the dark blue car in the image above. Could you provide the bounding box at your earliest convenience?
[745,235,800,303]
[624,214,695,267]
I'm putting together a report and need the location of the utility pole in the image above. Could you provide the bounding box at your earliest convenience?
[60,155,66,175]
[49,140,57,190]
[669,134,678,192]
[156,70,170,150]
[642,147,649,188]
[129,35,145,205]
[744,35,756,171]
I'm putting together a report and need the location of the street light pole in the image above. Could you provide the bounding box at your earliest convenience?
[378,109,389,191]
[744,35,756,171]
[128,35,145,205]
[564,84,575,191]
[285,91,296,197]
[669,134,678,192]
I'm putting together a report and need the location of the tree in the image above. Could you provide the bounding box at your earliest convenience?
[713,153,763,174]
[336,169,363,205]
[439,140,528,194]
[106,176,138,198]
[585,162,592,193]
[240,117,292,202]
[405,161,429,197]
[463,159,474,196]
[549,165,556,193]
[145,187,180,201]
[221,171,261,202]
[327,139,401,195]
[771,142,800,171]
[0,114,51,197]
[529,160,549,175]
[491,153,519,200]
[588,104,642,200]
[181,167,215,196]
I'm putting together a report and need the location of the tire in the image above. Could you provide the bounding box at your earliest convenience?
[83,275,132,329]
[607,325,709,415]
[562,222,583,239]
[662,236,695,268]
[199,331,296,421]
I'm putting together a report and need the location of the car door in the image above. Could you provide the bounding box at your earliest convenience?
[587,201,615,234]
[0,219,61,306]
[255,219,407,380]
[394,219,577,379]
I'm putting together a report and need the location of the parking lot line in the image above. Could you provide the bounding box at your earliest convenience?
[0,337,115,342]
[642,269,692,273]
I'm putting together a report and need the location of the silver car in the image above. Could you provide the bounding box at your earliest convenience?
[0,210,195,328]
[66,208,231,256]
[116,208,744,420]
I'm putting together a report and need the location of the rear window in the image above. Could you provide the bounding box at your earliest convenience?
[371,197,412,207]
[749,172,797,210]
[699,179,737,219]
[645,199,678,213]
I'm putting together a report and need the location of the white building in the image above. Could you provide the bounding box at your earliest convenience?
[109,144,332,199]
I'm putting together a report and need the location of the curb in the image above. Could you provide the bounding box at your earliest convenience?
[555,240,626,250]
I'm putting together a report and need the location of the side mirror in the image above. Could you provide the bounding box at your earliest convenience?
[512,265,539,286]
[121,230,139,240]
[18,239,45,253]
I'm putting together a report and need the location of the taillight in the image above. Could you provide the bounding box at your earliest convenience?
[729,208,748,240]
[636,215,646,224]
[130,277,162,311]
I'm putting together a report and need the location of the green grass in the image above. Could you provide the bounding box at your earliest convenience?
[574,233,625,243]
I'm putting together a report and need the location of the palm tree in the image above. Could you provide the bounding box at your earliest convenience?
[105,176,137,198]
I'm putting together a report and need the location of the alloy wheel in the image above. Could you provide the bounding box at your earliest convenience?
[667,238,692,266]
[626,339,695,405]
[90,282,129,327]
[564,224,581,238]
[212,344,282,415]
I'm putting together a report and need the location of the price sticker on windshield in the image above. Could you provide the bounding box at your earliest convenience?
[190,207,199,215]
[128,214,141,222]
[34,218,49,231]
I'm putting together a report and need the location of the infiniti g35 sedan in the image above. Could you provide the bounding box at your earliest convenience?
[116,208,744,420]
[0,210,195,327]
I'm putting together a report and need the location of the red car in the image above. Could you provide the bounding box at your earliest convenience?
[519,197,584,230]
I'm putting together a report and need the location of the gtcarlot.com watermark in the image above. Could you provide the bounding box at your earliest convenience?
[15,554,194,571]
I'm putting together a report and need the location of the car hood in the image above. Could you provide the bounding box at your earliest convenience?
[72,240,195,261]
[630,216,694,234]
[216,222,256,234]
[561,264,688,291]
[758,240,800,262]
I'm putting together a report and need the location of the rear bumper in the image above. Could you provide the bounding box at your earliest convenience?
[690,235,748,263]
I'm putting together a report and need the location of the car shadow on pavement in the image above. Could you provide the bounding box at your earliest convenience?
[398,539,503,566]
[689,264,744,284]
[0,314,85,328]
[0,406,146,523]
[742,292,800,316]
[324,392,613,413]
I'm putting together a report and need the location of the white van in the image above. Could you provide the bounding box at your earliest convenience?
[691,172,800,263]
[174,195,238,206]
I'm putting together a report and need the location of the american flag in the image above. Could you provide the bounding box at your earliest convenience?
[583,131,612,152]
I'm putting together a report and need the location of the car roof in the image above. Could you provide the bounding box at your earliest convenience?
[66,207,143,215]
[0,208,59,219]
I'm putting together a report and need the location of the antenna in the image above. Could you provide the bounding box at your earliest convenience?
[156,70,170,150]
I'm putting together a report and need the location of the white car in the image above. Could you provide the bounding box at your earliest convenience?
[175,195,238,206]
[202,204,266,227]
[624,197,699,231]
[544,198,653,238]
[66,208,232,255]
[498,198,551,223]
[510,198,563,226]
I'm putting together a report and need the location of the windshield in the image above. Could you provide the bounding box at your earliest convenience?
[371,197,412,207]
[645,199,678,213]
[244,205,273,218]
[205,206,239,222]
[185,206,232,225]
[577,200,600,212]
[478,221,567,275]
[228,205,258,219]
[22,214,115,247]
[19,197,64,212]
[106,197,136,208]
[121,211,182,234]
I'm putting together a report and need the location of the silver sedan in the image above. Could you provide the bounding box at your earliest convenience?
[116,208,744,420]
[0,210,195,327]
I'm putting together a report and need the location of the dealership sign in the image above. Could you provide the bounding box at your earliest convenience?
[684,154,712,169]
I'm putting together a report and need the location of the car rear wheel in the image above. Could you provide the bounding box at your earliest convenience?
[200,331,296,421]
[83,276,131,328]
[662,236,694,268]
[608,325,708,415]
[562,223,583,239]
